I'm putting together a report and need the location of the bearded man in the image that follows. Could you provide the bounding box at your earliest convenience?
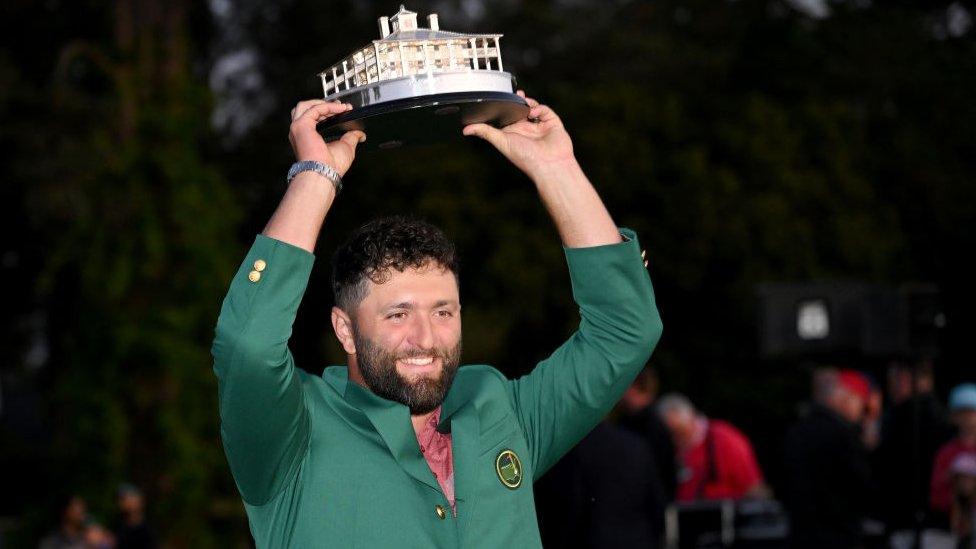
[211,91,663,548]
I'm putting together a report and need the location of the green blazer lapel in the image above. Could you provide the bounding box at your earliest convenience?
[437,372,467,425]
[445,411,479,531]
[438,376,480,528]
[343,378,442,493]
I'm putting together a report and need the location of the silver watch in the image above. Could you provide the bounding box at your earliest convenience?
[286,160,343,194]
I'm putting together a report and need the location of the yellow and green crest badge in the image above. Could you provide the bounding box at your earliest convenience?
[495,449,522,489]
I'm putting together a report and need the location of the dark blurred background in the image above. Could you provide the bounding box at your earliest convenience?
[1,0,974,546]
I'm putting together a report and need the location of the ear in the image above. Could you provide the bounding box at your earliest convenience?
[331,306,358,355]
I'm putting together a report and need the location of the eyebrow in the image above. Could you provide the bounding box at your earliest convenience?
[382,299,459,312]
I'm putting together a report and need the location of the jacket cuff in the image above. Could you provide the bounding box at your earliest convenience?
[563,228,648,305]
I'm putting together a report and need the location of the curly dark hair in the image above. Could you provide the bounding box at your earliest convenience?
[331,216,459,312]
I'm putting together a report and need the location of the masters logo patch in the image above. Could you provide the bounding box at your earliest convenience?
[495,449,522,489]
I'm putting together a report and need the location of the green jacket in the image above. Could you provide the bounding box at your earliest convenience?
[212,229,662,548]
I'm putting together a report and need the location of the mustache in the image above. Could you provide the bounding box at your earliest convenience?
[394,347,454,361]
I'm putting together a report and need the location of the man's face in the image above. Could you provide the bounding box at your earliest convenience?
[65,497,87,526]
[118,492,142,515]
[955,409,976,436]
[887,368,913,405]
[348,264,462,414]
[833,389,866,424]
[956,473,976,497]
[662,408,695,447]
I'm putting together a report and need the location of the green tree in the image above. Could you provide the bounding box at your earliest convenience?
[2,0,246,544]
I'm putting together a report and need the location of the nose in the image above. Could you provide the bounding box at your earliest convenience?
[407,314,435,351]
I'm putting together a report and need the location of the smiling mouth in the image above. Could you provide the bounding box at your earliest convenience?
[397,356,440,371]
[400,356,435,366]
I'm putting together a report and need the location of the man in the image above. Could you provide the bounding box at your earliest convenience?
[931,383,976,519]
[618,365,678,503]
[783,368,873,549]
[211,93,663,548]
[39,495,88,549]
[875,361,953,537]
[535,419,664,548]
[656,393,768,502]
[114,484,158,549]
[947,453,976,545]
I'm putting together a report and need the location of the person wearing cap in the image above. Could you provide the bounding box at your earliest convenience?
[948,453,976,544]
[783,368,874,549]
[930,384,976,519]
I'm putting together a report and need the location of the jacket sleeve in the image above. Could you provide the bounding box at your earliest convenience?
[211,234,314,505]
[930,444,953,513]
[507,228,663,479]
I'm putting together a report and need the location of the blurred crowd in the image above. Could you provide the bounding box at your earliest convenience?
[38,363,974,549]
[38,485,157,549]
[537,362,976,549]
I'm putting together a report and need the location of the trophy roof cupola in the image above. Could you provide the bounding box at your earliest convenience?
[389,5,418,33]
[322,5,515,116]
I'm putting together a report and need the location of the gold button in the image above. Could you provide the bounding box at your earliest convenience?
[253,259,266,272]
[248,270,261,283]
[435,505,446,520]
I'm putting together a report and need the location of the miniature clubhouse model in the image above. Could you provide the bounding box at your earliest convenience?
[316,5,528,150]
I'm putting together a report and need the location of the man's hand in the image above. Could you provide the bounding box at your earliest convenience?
[289,99,366,177]
[463,90,619,248]
[462,90,575,180]
[263,100,364,252]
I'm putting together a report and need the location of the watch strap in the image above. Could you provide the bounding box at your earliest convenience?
[286,160,343,194]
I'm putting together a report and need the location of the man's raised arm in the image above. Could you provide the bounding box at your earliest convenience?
[464,92,663,477]
[211,101,363,505]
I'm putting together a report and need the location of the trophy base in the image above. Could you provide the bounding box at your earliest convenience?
[318,91,529,151]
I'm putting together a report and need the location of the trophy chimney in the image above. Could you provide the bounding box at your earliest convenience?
[378,16,391,38]
[427,14,439,31]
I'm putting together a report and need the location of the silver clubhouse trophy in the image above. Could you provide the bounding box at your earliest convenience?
[317,5,529,150]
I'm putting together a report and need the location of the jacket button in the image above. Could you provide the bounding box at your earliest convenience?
[253,259,267,272]
[435,505,446,520]
[248,270,261,283]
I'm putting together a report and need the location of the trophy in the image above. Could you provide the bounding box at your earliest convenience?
[317,5,529,150]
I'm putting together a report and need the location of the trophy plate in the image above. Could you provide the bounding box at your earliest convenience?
[319,91,528,150]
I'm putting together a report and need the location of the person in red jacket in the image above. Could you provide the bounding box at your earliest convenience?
[657,393,769,501]
[931,383,976,518]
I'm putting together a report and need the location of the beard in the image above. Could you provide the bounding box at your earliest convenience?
[353,332,462,415]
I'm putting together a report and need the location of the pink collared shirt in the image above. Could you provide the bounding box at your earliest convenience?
[417,407,456,513]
